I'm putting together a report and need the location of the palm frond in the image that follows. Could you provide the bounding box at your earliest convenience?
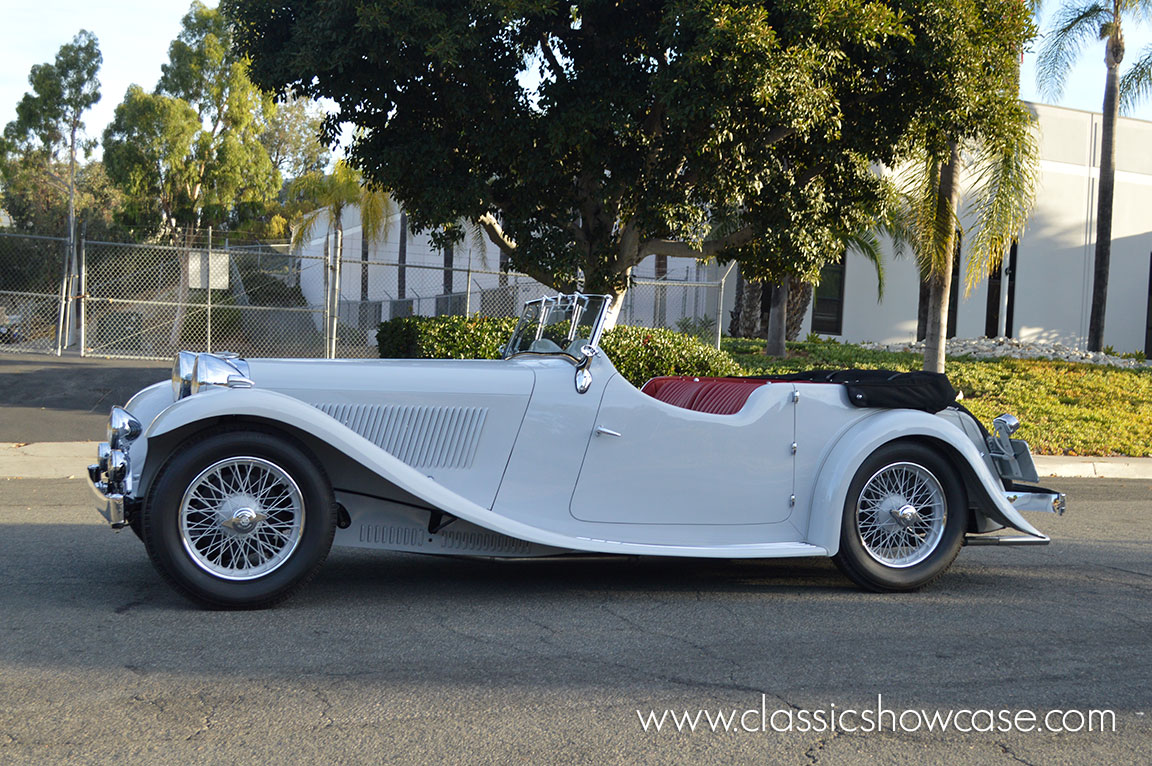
[962,107,1040,294]
[1036,2,1109,101]
[358,189,395,247]
[1120,43,1152,112]
[290,207,326,250]
[841,228,886,299]
[465,219,490,269]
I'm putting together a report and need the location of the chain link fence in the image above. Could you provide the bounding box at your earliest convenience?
[0,232,70,354]
[0,230,729,360]
[84,239,327,359]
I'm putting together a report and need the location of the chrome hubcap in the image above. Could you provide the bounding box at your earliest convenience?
[856,462,947,568]
[179,457,304,581]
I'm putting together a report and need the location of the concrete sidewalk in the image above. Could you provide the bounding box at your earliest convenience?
[3,440,1150,480]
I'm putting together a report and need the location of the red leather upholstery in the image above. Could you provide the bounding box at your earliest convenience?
[640,376,769,415]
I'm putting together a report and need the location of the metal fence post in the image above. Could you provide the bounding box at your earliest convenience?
[206,227,213,353]
[79,227,87,356]
[716,260,736,348]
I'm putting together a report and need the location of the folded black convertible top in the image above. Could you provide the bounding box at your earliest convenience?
[756,369,960,413]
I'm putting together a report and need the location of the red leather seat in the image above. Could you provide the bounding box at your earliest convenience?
[640,376,769,415]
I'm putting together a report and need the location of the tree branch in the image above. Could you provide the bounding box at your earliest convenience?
[476,212,517,254]
[539,34,566,82]
[639,226,756,259]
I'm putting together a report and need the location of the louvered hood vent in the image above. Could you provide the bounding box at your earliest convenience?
[315,403,488,469]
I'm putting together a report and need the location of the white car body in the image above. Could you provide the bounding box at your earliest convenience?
[90,294,1064,606]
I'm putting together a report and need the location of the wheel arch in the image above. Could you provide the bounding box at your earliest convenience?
[805,411,1046,555]
[141,414,410,510]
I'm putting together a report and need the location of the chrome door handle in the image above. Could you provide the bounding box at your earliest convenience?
[594,425,622,438]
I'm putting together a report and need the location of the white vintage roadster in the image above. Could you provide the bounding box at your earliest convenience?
[89,293,1064,608]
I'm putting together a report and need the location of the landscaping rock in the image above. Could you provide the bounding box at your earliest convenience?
[859,337,1151,368]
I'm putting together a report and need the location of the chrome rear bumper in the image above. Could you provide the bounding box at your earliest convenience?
[1006,488,1067,515]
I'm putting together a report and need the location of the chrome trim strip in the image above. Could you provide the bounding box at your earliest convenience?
[965,534,1050,546]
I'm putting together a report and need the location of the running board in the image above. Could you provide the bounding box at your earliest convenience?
[965,534,1050,546]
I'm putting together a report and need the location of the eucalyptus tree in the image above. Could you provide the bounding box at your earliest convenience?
[225,0,1034,326]
[1,30,102,246]
[1038,0,1152,351]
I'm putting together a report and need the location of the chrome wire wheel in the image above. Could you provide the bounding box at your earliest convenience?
[179,456,305,581]
[855,461,947,568]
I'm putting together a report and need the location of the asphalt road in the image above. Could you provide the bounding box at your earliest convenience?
[0,354,168,442]
[0,477,1148,764]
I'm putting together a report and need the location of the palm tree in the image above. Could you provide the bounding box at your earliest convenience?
[896,103,1041,373]
[290,160,393,356]
[1038,1,1152,351]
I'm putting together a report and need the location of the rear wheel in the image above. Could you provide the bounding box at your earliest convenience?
[141,429,335,609]
[832,442,967,592]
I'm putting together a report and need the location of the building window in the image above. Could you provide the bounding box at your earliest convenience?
[812,255,845,335]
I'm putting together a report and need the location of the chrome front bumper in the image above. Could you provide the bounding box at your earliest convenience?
[88,440,132,529]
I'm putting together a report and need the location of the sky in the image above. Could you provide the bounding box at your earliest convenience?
[2,0,1152,158]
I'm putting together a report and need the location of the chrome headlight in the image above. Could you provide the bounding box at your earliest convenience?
[189,352,253,395]
[107,406,142,449]
[172,350,196,400]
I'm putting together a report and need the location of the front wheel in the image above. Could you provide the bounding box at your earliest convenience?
[832,442,967,592]
[141,429,336,609]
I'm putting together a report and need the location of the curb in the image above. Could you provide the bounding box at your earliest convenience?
[2,442,1152,481]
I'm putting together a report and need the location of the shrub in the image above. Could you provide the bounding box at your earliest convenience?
[377,315,741,387]
[600,325,741,386]
[378,315,517,360]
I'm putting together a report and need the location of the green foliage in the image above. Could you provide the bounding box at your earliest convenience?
[377,315,518,361]
[377,315,740,386]
[723,338,1152,457]
[599,326,742,386]
[2,29,101,161]
[102,2,279,234]
[102,86,200,231]
[259,95,330,182]
[226,0,1033,298]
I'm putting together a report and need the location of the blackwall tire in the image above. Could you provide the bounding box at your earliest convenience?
[832,441,967,592]
[141,429,335,609]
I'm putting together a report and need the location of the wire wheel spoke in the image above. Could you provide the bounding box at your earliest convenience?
[855,461,947,568]
[179,456,305,581]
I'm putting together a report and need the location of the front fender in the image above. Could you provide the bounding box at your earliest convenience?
[141,387,587,552]
[806,410,1047,555]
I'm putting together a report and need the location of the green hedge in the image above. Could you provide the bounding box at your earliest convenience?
[377,315,741,387]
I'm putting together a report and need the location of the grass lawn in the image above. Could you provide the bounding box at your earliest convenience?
[722,337,1152,457]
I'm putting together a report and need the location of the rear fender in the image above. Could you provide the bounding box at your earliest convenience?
[806,410,1047,555]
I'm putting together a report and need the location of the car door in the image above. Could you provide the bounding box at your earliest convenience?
[569,376,796,526]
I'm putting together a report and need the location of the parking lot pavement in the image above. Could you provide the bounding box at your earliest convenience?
[0,476,1148,764]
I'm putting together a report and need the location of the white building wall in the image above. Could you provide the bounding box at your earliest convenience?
[823,102,1152,353]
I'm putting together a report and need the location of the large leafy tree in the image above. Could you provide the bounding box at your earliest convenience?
[103,1,279,235]
[225,0,1032,320]
[260,95,331,182]
[1038,1,1152,351]
[103,85,201,231]
[1,29,102,244]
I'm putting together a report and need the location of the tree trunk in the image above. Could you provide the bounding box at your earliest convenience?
[737,276,761,338]
[763,276,789,357]
[923,143,962,374]
[785,280,812,341]
[600,274,631,330]
[727,272,743,337]
[1088,35,1123,351]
